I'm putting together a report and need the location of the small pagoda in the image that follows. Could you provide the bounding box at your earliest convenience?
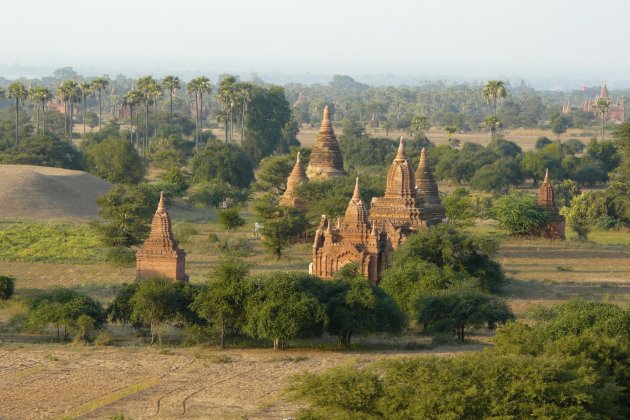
[280,152,308,209]
[311,178,388,284]
[306,105,346,180]
[136,192,188,281]
[535,169,566,240]
[369,138,426,245]
[415,147,445,225]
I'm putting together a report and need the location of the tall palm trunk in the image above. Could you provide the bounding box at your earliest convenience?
[42,103,46,135]
[144,104,149,150]
[199,93,204,145]
[169,92,173,126]
[14,98,19,147]
[129,105,134,142]
[194,94,200,149]
[82,93,87,138]
[153,102,158,141]
[64,102,68,135]
[35,105,40,135]
[240,103,246,144]
[230,106,234,144]
[98,92,102,131]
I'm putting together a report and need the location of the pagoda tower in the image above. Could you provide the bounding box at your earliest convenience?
[280,152,308,209]
[535,169,565,240]
[311,178,387,284]
[369,138,426,242]
[306,105,346,180]
[136,192,188,281]
[415,147,445,225]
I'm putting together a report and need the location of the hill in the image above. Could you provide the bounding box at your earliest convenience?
[0,165,111,220]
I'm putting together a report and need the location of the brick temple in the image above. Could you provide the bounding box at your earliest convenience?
[136,192,188,281]
[280,152,308,209]
[306,105,346,180]
[534,169,566,240]
[562,82,625,123]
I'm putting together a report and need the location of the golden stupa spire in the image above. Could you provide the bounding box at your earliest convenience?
[396,137,407,160]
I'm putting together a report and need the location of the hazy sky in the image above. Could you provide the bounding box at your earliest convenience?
[2,0,629,85]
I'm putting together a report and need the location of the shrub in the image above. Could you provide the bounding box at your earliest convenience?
[0,276,15,300]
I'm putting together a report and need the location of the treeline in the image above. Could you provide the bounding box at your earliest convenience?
[4,226,514,349]
[291,298,630,418]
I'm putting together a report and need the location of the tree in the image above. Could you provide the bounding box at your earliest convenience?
[28,86,52,135]
[106,283,139,325]
[0,276,15,300]
[124,89,142,143]
[325,266,404,349]
[595,98,610,139]
[187,76,212,149]
[482,115,502,139]
[90,77,109,131]
[190,141,255,188]
[7,82,28,146]
[57,80,80,138]
[131,278,180,344]
[560,193,592,240]
[137,76,160,149]
[482,80,507,117]
[192,258,249,348]
[83,137,146,183]
[79,81,92,138]
[217,75,238,143]
[244,272,327,350]
[418,287,514,340]
[444,125,458,142]
[254,194,308,259]
[161,75,180,127]
[535,136,553,150]
[218,208,246,233]
[382,120,392,136]
[410,115,429,136]
[254,154,296,192]
[491,193,551,235]
[96,184,156,247]
[549,112,570,139]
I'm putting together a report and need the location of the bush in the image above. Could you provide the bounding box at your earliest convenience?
[0,276,15,300]
[491,193,551,235]
[218,208,246,233]
[191,141,255,188]
[173,222,198,245]
[83,137,146,183]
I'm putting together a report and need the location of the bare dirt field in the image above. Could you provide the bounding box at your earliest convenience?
[0,343,483,419]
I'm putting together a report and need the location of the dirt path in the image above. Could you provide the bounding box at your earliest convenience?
[0,344,480,419]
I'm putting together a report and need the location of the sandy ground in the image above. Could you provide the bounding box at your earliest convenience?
[0,343,481,419]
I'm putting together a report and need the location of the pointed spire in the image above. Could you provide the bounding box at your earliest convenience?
[396,137,407,160]
[157,191,166,213]
[352,177,361,201]
[543,168,550,184]
[296,151,302,164]
[600,81,609,98]
[319,105,333,133]
[419,147,427,169]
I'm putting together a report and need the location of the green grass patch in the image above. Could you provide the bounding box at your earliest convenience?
[0,220,105,263]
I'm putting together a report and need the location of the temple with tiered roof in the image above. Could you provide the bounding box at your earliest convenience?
[280,152,308,209]
[562,82,625,123]
[415,147,446,225]
[136,192,188,281]
[534,169,566,240]
[311,178,388,284]
[306,106,346,179]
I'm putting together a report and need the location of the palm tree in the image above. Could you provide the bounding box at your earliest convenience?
[483,115,502,140]
[161,75,180,126]
[58,80,80,138]
[79,82,92,138]
[27,86,52,135]
[482,80,507,117]
[124,89,142,143]
[148,83,162,142]
[595,98,610,139]
[187,76,212,149]
[217,76,238,143]
[237,82,253,144]
[8,82,28,146]
[90,77,109,131]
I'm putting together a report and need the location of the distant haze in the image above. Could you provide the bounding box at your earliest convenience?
[2,0,630,89]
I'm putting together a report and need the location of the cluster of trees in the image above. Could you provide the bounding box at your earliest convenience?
[291,298,630,418]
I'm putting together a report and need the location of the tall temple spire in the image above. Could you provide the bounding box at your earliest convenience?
[352,177,361,201]
[537,168,555,210]
[395,137,407,160]
[306,105,346,180]
[535,168,566,239]
[600,81,609,98]
[157,191,166,213]
[280,151,309,209]
[415,147,445,224]
[344,177,368,227]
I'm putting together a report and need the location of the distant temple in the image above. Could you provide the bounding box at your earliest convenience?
[306,106,347,179]
[136,192,188,281]
[534,169,566,240]
[310,139,445,283]
[280,152,308,209]
[562,82,625,123]
[311,178,389,284]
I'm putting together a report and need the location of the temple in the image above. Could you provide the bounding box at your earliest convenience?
[311,178,388,284]
[280,152,308,209]
[415,147,446,225]
[562,82,625,123]
[306,106,346,179]
[136,192,188,281]
[369,138,427,246]
[534,169,566,240]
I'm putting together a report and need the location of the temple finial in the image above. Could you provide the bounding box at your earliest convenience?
[543,168,550,184]
[157,191,166,213]
[296,151,301,163]
[396,137,407,160]
[419,147,427,168]
[323,105,330,121]
[353,177,361,201]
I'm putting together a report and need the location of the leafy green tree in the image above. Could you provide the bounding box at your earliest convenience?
[0,276,15,300]
[587,138,620,173]
[191,141,254,188]
[325,265,404,348]
[96,184,156,247]
[192,258,249,348]
[410,115,429,137]
[560,193,592,240]
[106,283,139,325]
[418,286,514,340]
[218,208,246,233]
[549,112,570,139]
[535,136,553,150]
[470,158,523,193]
[552,179,580,208]
[188,180,250,208]
[442,188,476,224]
[482,115,502,139]
[0,134,83,169]
[7,82,28,146]
[254,194,308,259]
[244,272,327,350]
[491,193,551,235]
[131,278,180,344]
[84,137,146,183]
[254,154,295,192]
[563,138,585,154]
